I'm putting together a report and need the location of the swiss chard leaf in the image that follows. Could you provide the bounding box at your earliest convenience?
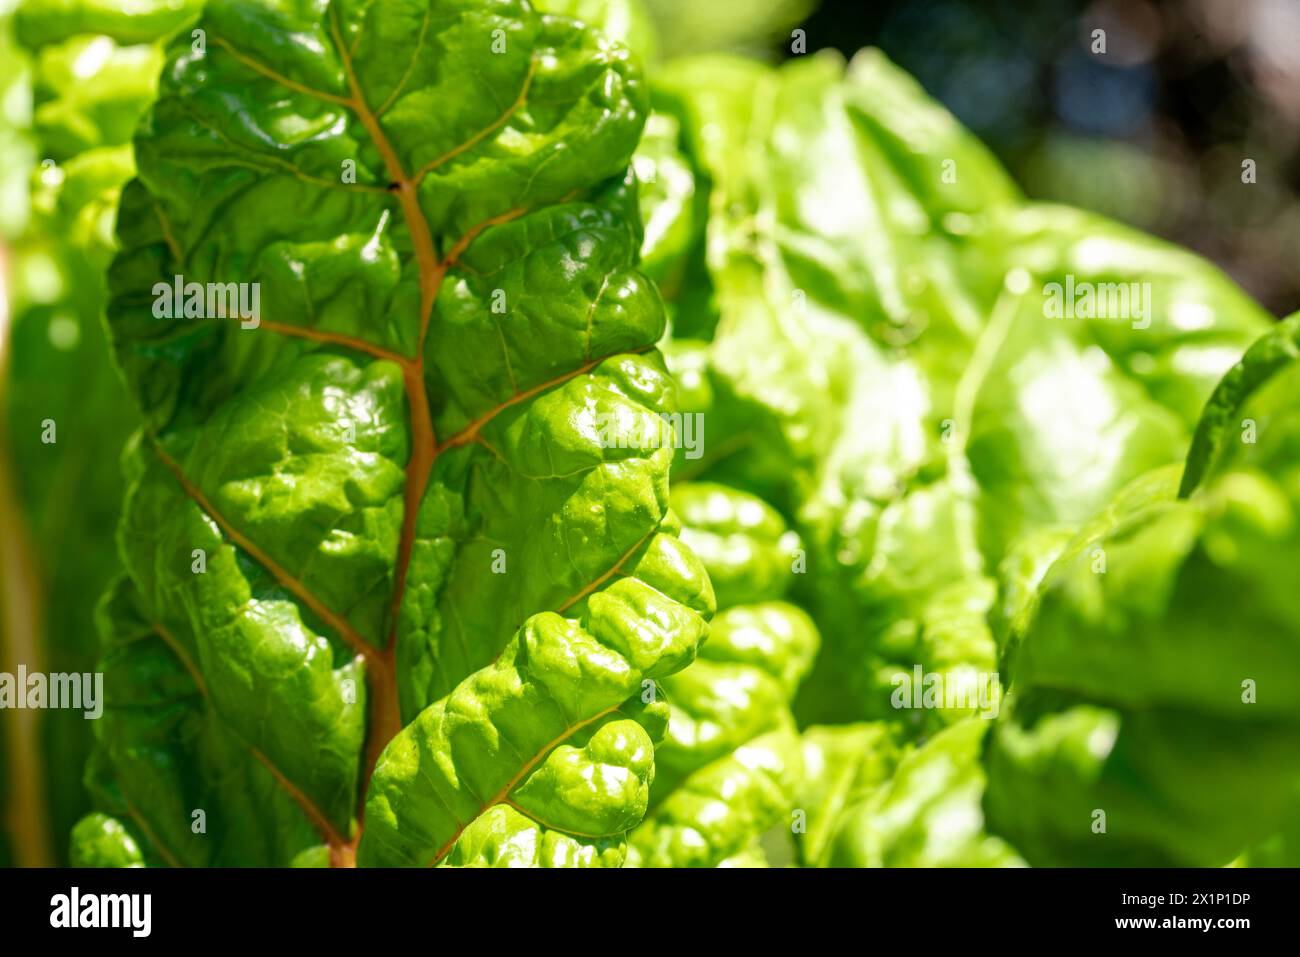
[626,483,817,867]
[89,0,711,867]
[1179,311,1300,497]
[792,722,901,868]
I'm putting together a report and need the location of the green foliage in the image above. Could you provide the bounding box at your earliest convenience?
[73,0,721,868]
[68,811,144,867]
[985,316,1300,866]
[793,722,900,867]
[828,721,1023,867]
[627,483,817,866]
[3,0,1295,871]
[640,46,1293,867]
[0,0,198,867]
[643,49,1269,735]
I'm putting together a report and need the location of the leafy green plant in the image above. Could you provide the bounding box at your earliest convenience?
[4,0,1296,870]
[626,483,818,866]
[69,0,726,868]
[984,315,1300,866]
[639,47,1296,865]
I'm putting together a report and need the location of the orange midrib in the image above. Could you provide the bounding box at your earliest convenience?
[328,13,436,833]
[126,804,182,868]
[436,344,653,454]
[146,21,651,866]
[555,524,655,614]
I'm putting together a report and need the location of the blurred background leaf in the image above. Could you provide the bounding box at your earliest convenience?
[0,0,199,866]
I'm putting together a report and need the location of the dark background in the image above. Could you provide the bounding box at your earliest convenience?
[790,0,1300,318]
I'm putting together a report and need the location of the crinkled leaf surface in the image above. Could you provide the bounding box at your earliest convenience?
[642,46,1282,868]
[90,0,712,867]
[77,574,328,866]
[626,483,817,867]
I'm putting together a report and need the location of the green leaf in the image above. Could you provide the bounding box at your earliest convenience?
[627,484,817,867]
[69,813,145,868]
[972,204,1273,429]
[360,566,709,867]
[648,51,1018,733]
[88,0,711,867]
[829,720,1024,868]
[442,804,627,867]
[628,726,801,867]
[534,0,658,64]
[14,0,202,49]
[29,36,165,159]
[86,574,329,866]
[793,723,901,868]
[962,209,1271,560]
[647,47,1269,738]
[671,482,801,608]
[985,346,1300,863]
[632,111,695,292]
[1180,311,1300,497]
